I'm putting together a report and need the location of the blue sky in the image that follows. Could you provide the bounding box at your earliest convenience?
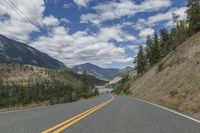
[0,0,187,68]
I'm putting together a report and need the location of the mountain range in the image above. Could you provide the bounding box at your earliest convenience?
[0,34,66,69]
[72,63,132,81]
[0,34,132,81]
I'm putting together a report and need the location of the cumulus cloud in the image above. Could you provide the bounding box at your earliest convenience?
[0,0,137,67]
[63,3,70,9]
[98,26,136,42]
[139,28,155,38]
[0,0,45,41]
[1,0,179,68]
[31,25,132,67]
[60,18,70,24]
[126,44,139,54]
[73,0,88,7]
[134,7,187,30]
[81,0,172,25]
[42,15,60,27]
[0,0,60,42]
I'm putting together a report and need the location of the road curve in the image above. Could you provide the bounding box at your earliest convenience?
[0,95,200,133]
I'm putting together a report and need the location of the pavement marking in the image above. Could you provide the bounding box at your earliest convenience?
[134,97,200,124]
[41,101,107,133]
[42,96,115,133]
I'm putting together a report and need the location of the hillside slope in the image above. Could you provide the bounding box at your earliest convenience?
[72,63,120,80]
[72,63,132,81]
[0,63,81,88]
[128,32,200,119]
[0,34,66,69]
[0,63,99,109]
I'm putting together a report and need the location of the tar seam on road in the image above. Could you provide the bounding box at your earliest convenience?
[41,96,115,133]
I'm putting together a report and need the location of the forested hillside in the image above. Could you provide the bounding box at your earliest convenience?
[134,0,200,75]
[0,63,98,109]
[0,34,66,69]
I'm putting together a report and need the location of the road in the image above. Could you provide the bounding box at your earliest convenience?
[0,95,200,133]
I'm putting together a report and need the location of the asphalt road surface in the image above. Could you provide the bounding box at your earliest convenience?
[0,95,200,133]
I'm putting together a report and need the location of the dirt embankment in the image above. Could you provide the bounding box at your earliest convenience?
[128,32,200,119]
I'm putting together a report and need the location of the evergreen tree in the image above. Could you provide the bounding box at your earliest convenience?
[80,71,90,98]
[187,0,200,33]
[145,35,154,66]
[134,45,147,74]
[132,1,199,77]
[159,28,169,56]
[151,33,161,64]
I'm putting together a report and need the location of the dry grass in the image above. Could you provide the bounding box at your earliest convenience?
[0,63,46,81]
[128,32,200,120]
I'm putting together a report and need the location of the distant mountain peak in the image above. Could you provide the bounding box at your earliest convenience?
[72,63,131,81]
[0,34,67,69]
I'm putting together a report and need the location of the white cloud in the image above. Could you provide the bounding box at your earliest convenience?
[63,3,70,9]
[0,0,45,41]
[73,0,88,7]
[0,0,137,67]
[126,45,139,51]
[42,15,60,27]
[134,7,187,29]
[139,28,155,38]
[31,25,136,67]
[81,0,171,25]
[60,18,70,24]
[98,26,136,42]
[0,0,64,42]
[1,0,177,68]
[146,7,186,26]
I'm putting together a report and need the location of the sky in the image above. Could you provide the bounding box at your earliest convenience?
[0,0,187,68]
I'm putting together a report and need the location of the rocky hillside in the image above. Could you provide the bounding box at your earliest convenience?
[0,63,100,108]
[72,63,121,81]
[0,63,80,88]
[128,32,200,119]
[72,63,132,81]
[0,34,66,69]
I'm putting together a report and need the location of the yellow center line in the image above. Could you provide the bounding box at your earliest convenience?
[42,96,115,133]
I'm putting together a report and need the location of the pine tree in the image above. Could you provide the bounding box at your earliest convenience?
[187,0,200,33]
[134,45,147,74]
[145,35,154,66]
[159,28,169,56]
[151,33,161,64]
[80,71,90,98]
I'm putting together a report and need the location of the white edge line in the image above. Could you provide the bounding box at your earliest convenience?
[133,97,200,124]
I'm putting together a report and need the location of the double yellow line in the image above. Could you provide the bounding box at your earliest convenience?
[42,96,115,133]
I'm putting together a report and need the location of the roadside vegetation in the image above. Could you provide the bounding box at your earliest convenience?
[114,1,200,96]
[113,0,200,119]
[134,0,200,75]
[113,74,132,95]
[0,63,99,109]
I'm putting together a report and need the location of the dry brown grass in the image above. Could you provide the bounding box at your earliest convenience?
[129,32,200,120]
[0,63,49,82]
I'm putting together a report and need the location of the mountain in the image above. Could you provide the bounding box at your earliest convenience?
[0,34,66,69]
[119,66,133,74]
[126,32,200,119]
[79,74,108,86]
[72,63,121,80]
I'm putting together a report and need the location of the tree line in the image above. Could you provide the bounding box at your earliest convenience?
[113,74,132,95]
[134,0,200,74]
[0,67,99,108]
